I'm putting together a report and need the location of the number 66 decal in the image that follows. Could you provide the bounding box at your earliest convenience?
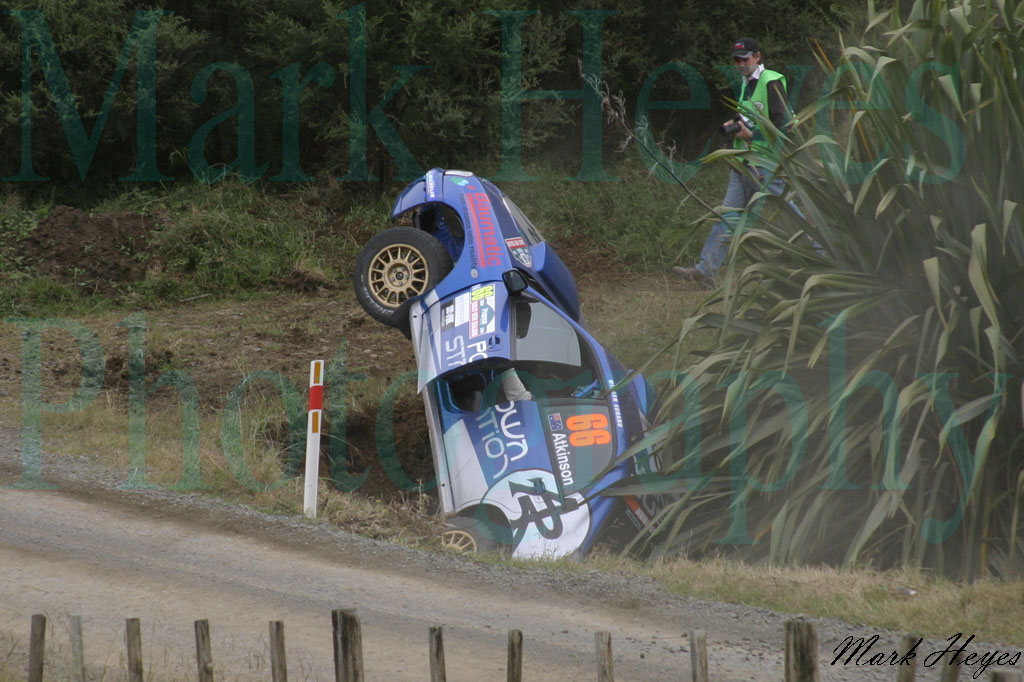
[566,413,610,447]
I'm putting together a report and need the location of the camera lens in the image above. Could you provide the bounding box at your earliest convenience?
[720,121,741,137]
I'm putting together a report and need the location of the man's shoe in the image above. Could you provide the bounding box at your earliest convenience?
[673,266,714,288]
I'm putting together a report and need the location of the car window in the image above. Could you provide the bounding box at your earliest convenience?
[512,300,581,366]
[502,196,544,246]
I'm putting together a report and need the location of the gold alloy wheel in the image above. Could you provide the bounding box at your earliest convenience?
[367,243,429,308]
[440,528,478,553]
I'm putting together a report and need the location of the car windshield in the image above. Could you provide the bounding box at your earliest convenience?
[511,299,599,399]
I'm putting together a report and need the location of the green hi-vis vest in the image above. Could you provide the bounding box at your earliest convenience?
[734,69,788,156]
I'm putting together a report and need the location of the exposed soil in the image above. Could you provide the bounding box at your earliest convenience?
[21,205,165,296]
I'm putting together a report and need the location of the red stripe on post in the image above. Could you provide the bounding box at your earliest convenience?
[309,385,324,411]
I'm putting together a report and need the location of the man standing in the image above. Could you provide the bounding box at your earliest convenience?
[674,37,795,287]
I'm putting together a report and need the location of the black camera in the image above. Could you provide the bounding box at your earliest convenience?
[719,114,752,138]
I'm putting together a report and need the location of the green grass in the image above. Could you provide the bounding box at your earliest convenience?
[0,162,720,317]
[500,160,728,272]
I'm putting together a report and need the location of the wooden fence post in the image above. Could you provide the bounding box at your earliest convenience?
[269,621,287,682]
[429,626,446,682]
[939,661,961,682]
[69,615,86,682]
[195,619,214,682]
[896,634,920,682]
[126,618,144,682]
[784,619,819,682]
[596,631,614,682]
[28,614,46,682]
[507,630,523,682]
[690,629,708,682]
[991,670,1024,682]
[332,609,364,682]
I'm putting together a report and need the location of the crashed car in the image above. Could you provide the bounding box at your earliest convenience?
[353,168,667,558]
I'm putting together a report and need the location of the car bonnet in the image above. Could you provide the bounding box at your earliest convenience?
[441,397,620,558]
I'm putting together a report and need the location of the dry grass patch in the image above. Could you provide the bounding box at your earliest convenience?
[577,271,713,374]
[644,558,1024,645]
[482,549,1023,647]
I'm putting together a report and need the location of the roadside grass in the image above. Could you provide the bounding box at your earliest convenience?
[641,558,1022,646]
[0,161,722,317]
[500,160,727,273]
[578,269,715,375]
[503,551,1024,647]
[7,285,1022,649]
[8,393,443,546]
[1,168,1021,653]
[0,178,395,316]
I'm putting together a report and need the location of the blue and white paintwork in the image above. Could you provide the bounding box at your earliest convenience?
[386,169,664,559]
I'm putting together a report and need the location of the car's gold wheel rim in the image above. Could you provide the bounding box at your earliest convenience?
[440,529,478,553]
[368,244,428,308]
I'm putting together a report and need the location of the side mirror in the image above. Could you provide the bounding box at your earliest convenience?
[502,269,529,296]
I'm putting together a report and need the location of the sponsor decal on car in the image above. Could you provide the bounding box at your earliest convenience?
[607,380,624,429]
[444,334,489,369]
[465,192,504,268]
[483,468,591,559]
[441,292,471,331]
[624,495,651,529]
[474,401,529,479]
[469,284,496,338]
[441,302,455,329]
[504,236,532,268]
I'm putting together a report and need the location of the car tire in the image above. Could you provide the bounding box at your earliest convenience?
[440,514,504,554]
[353,227,453,328]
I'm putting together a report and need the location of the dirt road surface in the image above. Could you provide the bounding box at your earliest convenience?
[0,436,968,682]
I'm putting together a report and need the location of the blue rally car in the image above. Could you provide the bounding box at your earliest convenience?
[353,169,667,558]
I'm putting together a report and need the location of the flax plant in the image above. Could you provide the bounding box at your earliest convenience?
[622,0,1024,579]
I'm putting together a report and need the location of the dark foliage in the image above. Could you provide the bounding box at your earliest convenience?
[0,0,857,198]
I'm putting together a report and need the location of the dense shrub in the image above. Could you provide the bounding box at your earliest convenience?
[0,0,858,195]
[626,0,1024,580]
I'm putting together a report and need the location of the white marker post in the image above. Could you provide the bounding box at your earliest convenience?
[304,360,325,518]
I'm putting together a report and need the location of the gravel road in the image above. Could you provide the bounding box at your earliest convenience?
[0,428,1003,681]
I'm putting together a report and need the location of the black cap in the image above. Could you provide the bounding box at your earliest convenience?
[731,37,760,58]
